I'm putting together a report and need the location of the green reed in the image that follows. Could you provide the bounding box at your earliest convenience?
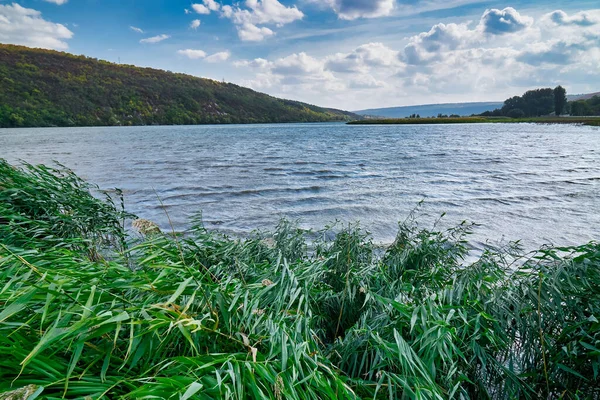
[1,160,598,399]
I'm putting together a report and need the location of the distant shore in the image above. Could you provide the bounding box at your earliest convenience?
[348,116,600,127]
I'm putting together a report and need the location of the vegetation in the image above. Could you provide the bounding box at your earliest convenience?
[349,116,600,126]
[481,87,560,118]
[570,96,600,116]
[479,86,600,119]
[351,117,489,125]
[0,44,358,128]
[554,86,567,117]
[1,160,599,399]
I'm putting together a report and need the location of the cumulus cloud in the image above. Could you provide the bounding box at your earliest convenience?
[205,51,231,63]
[348,74,385,89]
[190,19,201,30]
[402,22,477,65]
[318,0,394,20]
[478,7,532,35]
[43,0,68,4]
[0,3,73,50]
[518,34,600,66]
[192,4,211,14]
[547,10,598,27]
[203,0,221,12]
[178,49,207,59]
[232,6,599,110]
[140,34,170,44]
[221,0,303,41]
[401,8,536,65]
[326,42,401,72]
[178,49,231,63]
[130,26,144,33]
[272,52,324,76]
[235,43,402,99]
[237,23,274,41]
[233,58,271,69]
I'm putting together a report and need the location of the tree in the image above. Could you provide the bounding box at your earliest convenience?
[501,96,525,116]
[554,85,567,116]
[570,100,592,116]
[507,108,525,119]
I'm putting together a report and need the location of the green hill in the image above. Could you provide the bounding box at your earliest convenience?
[0,44,359,128]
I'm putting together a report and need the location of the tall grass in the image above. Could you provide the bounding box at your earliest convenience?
[1,160,599,399]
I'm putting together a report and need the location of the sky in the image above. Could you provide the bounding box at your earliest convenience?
[0,0,599,110]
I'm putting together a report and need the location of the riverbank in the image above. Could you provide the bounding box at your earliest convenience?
[348,116,600,126]
[1,160,599,399]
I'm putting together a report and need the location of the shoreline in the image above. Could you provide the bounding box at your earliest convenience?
[348,116,600,126]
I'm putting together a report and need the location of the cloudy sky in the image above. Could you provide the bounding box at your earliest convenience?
[0,0,599,110]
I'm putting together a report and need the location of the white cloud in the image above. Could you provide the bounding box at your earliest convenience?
[43,0,68,4]
[140,34,170,44]
[178,49,231,63]
[478,7,533,35]
[234,58,271,69]
[326,42,401,73]
[0,3,73,50]
[237,23,274,41]
[317,0,394,20]
[178,49,207,59]
[192,4,210,14]
[203,0,221,12]
[205,51,231,63]
[272,52,324,76]
[190,19,201,30]
[401,8,536,65]
[233,6,600,110]
[221,0,303,41]
[545,10,599,27]
[348,74,385,89]
[130,26,144,33]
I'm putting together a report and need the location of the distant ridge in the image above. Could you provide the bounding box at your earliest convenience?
[354,102,504,118]
[568,92,600,101]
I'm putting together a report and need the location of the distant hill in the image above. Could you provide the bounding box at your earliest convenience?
[354,102,504,118]
[0,44,360,128]
[568,92,600,101]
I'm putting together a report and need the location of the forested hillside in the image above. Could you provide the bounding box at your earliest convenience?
[0,44,358,128]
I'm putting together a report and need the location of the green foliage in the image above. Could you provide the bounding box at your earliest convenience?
[482,86,569,118]
[0,44,358,128]
[500,88,555,117]
[570,96,600,116]
[507,108,525,119]
[554,85,567,116]
[351,116,600,127]
[1,161,599,399]
[352,117,489,125]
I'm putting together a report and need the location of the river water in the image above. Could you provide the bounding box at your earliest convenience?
[1,123,599,250]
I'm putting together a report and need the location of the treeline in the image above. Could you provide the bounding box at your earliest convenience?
[0,44,358,128]
[570,96,600,116]
[480,86,568,118]
[481,86,600,118]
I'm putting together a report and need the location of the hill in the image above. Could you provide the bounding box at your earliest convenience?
[354,102,504,118]
[568,92,600,101]
[356,91,600,119]
[0,44,360,128]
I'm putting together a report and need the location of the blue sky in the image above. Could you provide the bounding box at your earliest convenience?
[0,0,599,110]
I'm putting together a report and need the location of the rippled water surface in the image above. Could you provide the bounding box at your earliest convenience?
[2,123,599,249]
